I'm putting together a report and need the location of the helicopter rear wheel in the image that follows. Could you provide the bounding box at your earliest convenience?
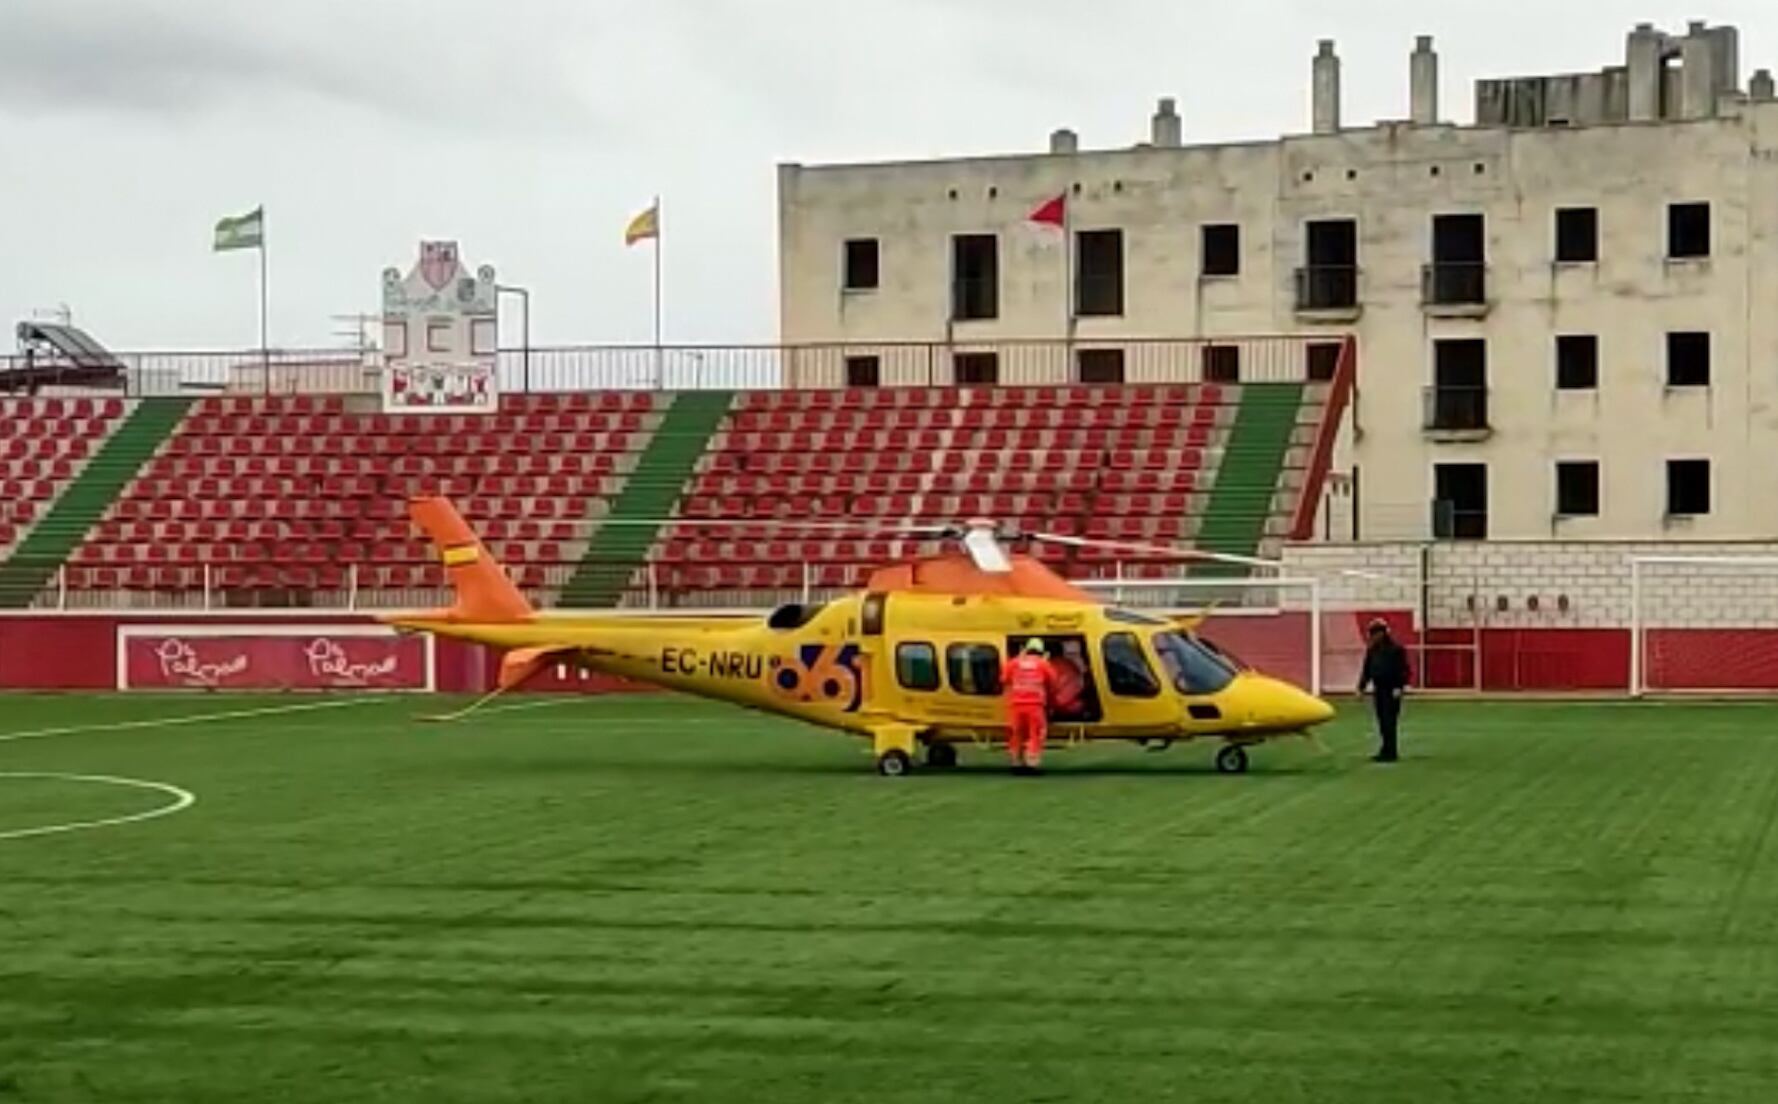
[1214,745,1250,775]
[924,742,958,770]
[876,749,913,777]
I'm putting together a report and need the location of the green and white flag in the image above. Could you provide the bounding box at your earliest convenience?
[213,206,264,252]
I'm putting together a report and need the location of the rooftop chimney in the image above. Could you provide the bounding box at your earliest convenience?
[1049,128,1079,155]
[1680,21,1721,118]
[1151,98,1182,148]
[1627,22,1666,121]
[1410,35,1440,124]
[1313,39,1342,134]
[1753,69,1776,101]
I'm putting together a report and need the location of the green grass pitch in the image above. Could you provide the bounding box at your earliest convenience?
[3,692,1778,1103]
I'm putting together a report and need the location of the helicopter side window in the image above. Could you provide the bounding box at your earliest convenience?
[946,643,1002,696]
[1101,632,1161,698]
[895,642,941,692]
[1152,631,1237,696]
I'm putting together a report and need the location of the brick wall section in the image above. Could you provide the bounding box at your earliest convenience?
[1282,542,1778,629]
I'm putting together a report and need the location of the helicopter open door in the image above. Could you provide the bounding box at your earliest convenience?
[1007,634,1104,724]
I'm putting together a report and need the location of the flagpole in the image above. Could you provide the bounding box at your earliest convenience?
[652,195,663,391]
[257,214,270,386]
[1063,192,1076,368]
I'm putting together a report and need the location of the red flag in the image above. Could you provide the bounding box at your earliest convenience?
[1027,193,1066,228]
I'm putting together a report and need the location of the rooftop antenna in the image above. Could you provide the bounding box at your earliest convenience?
[330,312,378,354]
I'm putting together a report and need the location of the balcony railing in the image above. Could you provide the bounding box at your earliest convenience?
[1422,386,1490,434]
[1422,262,1488,310]
[1294,265,1360,312]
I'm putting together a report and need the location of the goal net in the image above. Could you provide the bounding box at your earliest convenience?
[1631,555,1778,695]
[1079,575,1349,695]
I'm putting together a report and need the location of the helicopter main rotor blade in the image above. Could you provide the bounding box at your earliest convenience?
[1027,532,1288,573]
[584,519,955,536]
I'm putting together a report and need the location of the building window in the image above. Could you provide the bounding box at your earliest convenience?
[1201,224,1240,277]
[953,352,999,386]
[1429,339,1488,431]
[951,234,998,321]
[1202,345,1240,384]
[1668,202,1711,260]
[1667,459,1711,516]
[946,643,1002,696]
[895,642,941,691]
[426,319,453,353]
[1667,332,1710,388]
[1555,461,1600,517]
[843,239,879,291]
[1307,342,1343,382]
[1298,219,1358,309]
[1076,348,1125,385]
[1425,213,1486,305]
[1556,335,1598,390]
[1555,207,1598,263]
[1433,463,1488,540]
[1075,229,1124,316]
[1101,633,1161,698]
[844,355,880,388]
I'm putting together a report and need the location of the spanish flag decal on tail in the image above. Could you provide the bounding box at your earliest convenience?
[407,496,534,623]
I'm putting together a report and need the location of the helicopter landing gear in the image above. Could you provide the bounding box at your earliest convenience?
[924,742,958,770]
[1214,744,1250,775]
[871,725,920,778]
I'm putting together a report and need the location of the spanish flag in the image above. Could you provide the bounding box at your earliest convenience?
[624,202,659,247]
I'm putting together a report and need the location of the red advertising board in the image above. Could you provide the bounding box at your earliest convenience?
[121,629,431,691]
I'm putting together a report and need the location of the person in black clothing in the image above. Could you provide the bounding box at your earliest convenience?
[1357,618,1411,762]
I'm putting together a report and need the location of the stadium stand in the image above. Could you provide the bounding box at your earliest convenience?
[57,391,661,603]
[648,381,1326,597]
[0,363,1345,609]
[0,396,143,606]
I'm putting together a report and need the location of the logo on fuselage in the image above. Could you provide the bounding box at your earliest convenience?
[768,643,865,713]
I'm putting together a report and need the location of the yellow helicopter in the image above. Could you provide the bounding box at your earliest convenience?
[384,497,1336,776]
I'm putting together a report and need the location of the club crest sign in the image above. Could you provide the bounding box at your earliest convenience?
[381,240,499,415]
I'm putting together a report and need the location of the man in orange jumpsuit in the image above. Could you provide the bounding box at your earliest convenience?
[1002,638,1060,774]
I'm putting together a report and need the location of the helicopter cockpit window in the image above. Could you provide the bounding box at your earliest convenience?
[946,643,1002,696]
[1101,632,1161,698]
[896,642,941,692]
[766,602,827,631]
[1152,631,1237,696]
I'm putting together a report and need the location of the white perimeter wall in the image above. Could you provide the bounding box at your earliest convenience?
[1283,542,1778,629]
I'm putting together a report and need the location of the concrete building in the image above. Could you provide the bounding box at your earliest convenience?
[777,22,1778,544]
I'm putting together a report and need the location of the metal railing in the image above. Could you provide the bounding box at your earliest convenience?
[0,336,1353,397]
[1294,265,1360,311]
[1422,386,1490,433]
[19,557,1299,614]
[1421,262,1488,307]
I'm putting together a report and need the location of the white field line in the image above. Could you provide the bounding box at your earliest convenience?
[0,771,196,842]
[0,697,385,744]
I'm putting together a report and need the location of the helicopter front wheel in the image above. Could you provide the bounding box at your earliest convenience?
[1214,745,1250,775]
[876,749,913,777]
[924,742,958,770]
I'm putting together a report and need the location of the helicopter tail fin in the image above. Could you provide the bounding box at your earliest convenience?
[407,495,534,623]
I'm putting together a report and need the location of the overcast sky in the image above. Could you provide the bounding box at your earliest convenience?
[1,0,1772,352]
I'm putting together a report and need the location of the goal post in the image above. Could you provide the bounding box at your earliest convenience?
[1079,576,1327,695]
[1629,555,1778,696]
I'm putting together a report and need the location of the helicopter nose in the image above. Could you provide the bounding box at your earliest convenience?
[1249,676,1336,730]
[1293,686,1337,728]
